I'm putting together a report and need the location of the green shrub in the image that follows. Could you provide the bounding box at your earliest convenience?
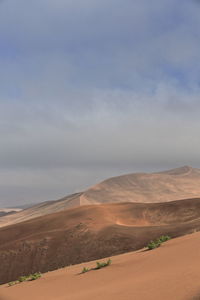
[18,276,28,282]
[29,272,41,281]
[8,272,42,286]
[147,240,161,250]
[157,235,171,243]
[81,267,90,274]
[8,281,18,286]
[95,259,112,269]
[147,235,171,250]
[81,259,112,274]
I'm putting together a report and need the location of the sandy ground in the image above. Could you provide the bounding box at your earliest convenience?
[1,232,200,300]
[2,199,200,284]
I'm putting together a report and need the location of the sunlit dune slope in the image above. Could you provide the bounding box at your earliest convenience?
[1,166,200,228]
[81,165,200,205]
[0,193,82,228]
[1,231,200,300]
[1,198,200,284]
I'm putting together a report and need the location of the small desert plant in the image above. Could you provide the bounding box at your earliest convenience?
[18,276,28,282]
[8,281,18,286]
[8,272,42,286]
[95,259,112,269]
[81,259,112,274]
[157,235,171,243]
[29,272,41,281]
[147,235,171,250]
[147,240,161,250]
[81,267,90,274]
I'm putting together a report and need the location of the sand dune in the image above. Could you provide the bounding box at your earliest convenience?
[0,209,21,218]
[0,193,82,227]
[81,165,200,205]
[1,231,200,300]
[1,166,200,228]
[1,198,200,284]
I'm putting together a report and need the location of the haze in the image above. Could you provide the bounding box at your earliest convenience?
[1,0,200,206]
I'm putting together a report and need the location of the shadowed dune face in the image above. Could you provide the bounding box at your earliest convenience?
[1,199,200,284]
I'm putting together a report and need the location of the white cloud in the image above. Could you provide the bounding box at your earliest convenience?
[0,0,200,205]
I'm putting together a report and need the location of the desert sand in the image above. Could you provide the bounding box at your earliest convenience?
[1,231,200,300]
[1,199,200,284]
[81,165,200,205]
[1,166,200,228]
[0,193,82,227]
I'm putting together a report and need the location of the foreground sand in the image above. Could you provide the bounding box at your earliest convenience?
[1,232,200,300]
[2,199,200,284]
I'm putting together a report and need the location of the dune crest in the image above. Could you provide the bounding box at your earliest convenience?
[1,166,200,227]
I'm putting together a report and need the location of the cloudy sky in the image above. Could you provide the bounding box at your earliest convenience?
[0,0,200,206]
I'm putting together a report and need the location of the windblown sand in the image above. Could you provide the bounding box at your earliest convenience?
[2,199,200,284]
[1,232,200,300]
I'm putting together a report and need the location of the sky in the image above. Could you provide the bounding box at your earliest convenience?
[0,0,200,207]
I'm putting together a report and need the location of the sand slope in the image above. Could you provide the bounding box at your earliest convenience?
[1,232,200,300]
[1,199,200,284]
[81,165,200,205]
[0,193,82,227]
[1,166,200,227]
[0,209,21,218]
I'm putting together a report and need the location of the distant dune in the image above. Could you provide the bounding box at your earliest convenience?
[0,193,82,227]
[0,208,22,218]
[1,231,200,300]
[1,166,200,227]
[1,198,200,284]
[81,165,200,205]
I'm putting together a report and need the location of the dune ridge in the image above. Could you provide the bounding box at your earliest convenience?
[1,166,200,228]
